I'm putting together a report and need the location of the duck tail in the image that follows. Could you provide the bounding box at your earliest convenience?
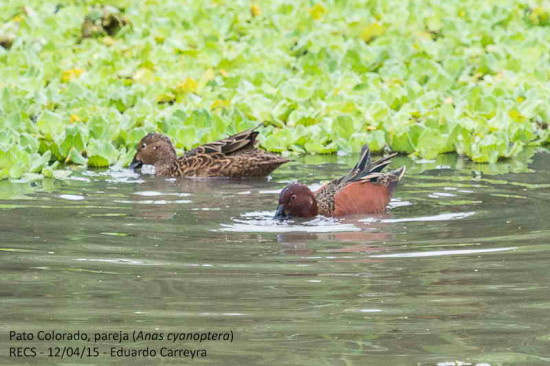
[391,166,406,181]
[341,143,405,187]
[368,153,398,173]
[352,144,371,173]
[352,145,398,181]
[385,166,406,192]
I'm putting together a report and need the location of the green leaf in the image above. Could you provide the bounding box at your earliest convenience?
[67,148,88,165]
[417,128,449,159]
[58,124,88,158]
[86,139,119,167]
[333,115,354,140]
[388,125,422,153]
[30,151,52,173]
[280,80,314,102]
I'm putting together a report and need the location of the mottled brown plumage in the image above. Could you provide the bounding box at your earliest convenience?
[130,125,290,177]
[274,145,405,219]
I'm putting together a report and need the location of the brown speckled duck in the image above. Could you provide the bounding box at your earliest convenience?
[274,145,405,219]
[129,125,290,177]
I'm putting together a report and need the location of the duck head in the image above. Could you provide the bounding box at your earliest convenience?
[130,133,177,170]
[274,183,318,220]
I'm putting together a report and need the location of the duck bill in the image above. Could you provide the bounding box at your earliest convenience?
[129,156,143,170]
[274,205,291,220]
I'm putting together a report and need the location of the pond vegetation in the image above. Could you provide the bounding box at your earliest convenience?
[0,0,549,180]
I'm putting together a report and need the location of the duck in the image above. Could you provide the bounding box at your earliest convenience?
[274,145,405,219]
[129,125,290,177]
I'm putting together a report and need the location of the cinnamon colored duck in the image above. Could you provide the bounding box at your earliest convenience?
[129,125,290,177]
[274,145,405,219]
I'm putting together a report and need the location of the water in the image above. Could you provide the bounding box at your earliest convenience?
[0,150,549,365]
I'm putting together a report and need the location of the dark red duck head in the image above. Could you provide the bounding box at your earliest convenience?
[273,143,405,220]
[130,133,177,170]
[274,183,318,220]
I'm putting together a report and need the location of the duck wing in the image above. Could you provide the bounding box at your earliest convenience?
[170,124,290,177]
[169,149,290,177]
[184,125,260,158]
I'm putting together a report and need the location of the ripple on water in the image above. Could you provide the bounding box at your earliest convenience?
[374,211,476,223]
[76,258,146,265]
[58,194,85,201]
[220,211,362,233]
[133,191,191,197]
[369,246,517,258]
[387,198,413,208]
[115,199,192,205]
[222,198,474,234]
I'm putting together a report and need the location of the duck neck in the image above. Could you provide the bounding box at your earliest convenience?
[308,198,319,217]
[154,156,177,176]
[298,196,319,218]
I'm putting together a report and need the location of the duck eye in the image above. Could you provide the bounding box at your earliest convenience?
[141,143,147,149]
[290,195,296,201]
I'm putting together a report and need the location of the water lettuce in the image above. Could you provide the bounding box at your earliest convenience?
[0,0,548,179]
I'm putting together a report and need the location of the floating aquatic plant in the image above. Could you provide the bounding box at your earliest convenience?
[0,0,548,179]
